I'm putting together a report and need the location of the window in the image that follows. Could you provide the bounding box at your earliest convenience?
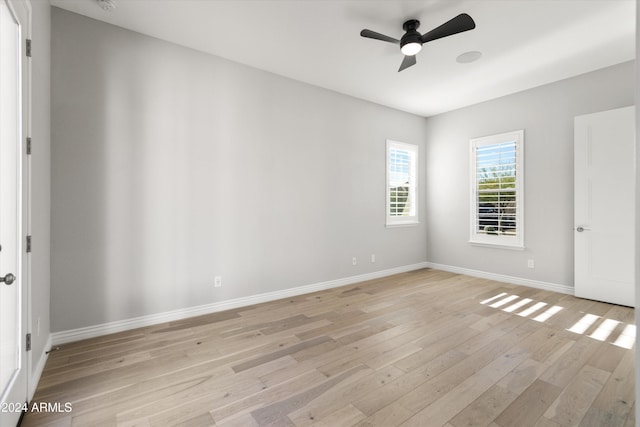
[386,140,418,226]
[470,130,524,248]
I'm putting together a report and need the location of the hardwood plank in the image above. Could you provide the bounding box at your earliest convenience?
[354,402,414,427]
[518,326,576,363]
[161,411,215,427]
[534,417,562,427]
[394,327,478,373]
[250,364,368,425]
[579,349,635,426]
[495,379,563,427]
[448,384,518,427]
[305,404,366,427]
[451,355,566,426]
[539,336,601,388]
[211,369,326,424]
[587,341,628,373]
[217,412,259,427]
[456,315,528,356]
[352,349,468,416]
[399,345,530,426]
[623,403,635,427]
[395,325,535,415]
[288,364,403,427]
[542,364,610,426]
[231,336,332,373]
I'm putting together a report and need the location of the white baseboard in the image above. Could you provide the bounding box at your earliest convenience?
[425,262,574,295]
[52,262,430,345]
[29,333,51,401]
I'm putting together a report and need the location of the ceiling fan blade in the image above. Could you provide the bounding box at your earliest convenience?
[398,55,416,72]
[360,29,400,44]
[421,13,476,44]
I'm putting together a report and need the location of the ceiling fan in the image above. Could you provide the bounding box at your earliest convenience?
[360,13,476,72]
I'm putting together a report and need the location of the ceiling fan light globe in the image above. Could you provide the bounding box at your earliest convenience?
[401,42,422,56]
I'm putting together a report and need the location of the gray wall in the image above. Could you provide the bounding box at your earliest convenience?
[51,8,428,332]
[425,61,634,288]
[30,0,51,388]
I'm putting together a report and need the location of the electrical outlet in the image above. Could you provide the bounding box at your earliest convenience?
[214,276,222,287]
[371,254,376,263]
[352,257,357,266]
[527,259,535,269]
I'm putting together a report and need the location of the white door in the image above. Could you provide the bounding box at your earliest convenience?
[574,106,635,307]
[0,1,28,425]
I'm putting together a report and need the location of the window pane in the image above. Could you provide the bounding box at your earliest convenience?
[470,131,523,246]
[387,141,418,225]
[475,140,518,235]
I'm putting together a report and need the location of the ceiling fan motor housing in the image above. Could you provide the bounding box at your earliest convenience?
[359,14,476,71]
[400,20,422,50]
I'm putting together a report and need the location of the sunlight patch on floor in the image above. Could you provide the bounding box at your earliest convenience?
[532,305,563,322]
[478,292,635,349]
[613,324,636,349]
[567,313,599,334]
[589,318,621,342]
[517,301,547,317]
[489,295,520,308]
[503,298,532,313]
[480,292,508,305]
[565,315,634,348]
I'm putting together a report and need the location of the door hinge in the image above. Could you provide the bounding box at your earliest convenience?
[26,235,32,253]
[26,333,31,352]
[26,137,32,155]
[26,39,32,57]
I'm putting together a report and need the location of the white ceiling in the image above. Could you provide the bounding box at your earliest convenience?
[49,0,636,117]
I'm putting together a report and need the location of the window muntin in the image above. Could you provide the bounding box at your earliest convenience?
[470,130,524,247]
[386,140,418,226]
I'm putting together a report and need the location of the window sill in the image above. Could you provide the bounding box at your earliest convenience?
[468,240,525,251]
[386,221,420,228]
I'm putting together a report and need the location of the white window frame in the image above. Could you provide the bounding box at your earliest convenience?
[386,139,418,227]
[469,130,524,248]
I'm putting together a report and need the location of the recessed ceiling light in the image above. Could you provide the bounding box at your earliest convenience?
[456,51,482,64]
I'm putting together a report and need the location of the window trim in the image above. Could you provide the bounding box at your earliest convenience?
[386,139,419,227]
[469,130,524,248]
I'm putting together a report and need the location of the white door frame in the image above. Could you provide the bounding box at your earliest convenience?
[0,1,31,425]
[17,0,32,403]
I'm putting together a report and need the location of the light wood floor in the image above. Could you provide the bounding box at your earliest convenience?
[23,269,635,427]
